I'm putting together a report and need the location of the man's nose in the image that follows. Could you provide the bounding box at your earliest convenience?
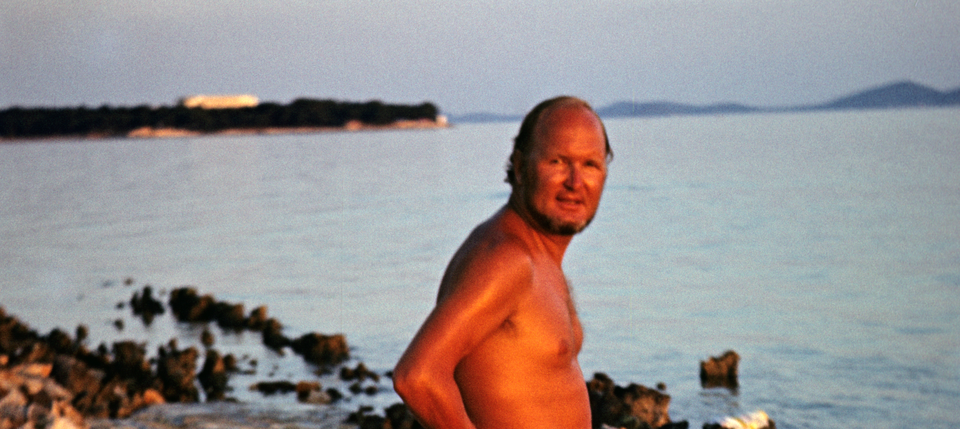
[564,165,584,189]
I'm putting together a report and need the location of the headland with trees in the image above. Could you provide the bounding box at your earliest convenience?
[0,97,446,141]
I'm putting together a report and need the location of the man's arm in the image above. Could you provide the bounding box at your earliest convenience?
[393,240,531,429]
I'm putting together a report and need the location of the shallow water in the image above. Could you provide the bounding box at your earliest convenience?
[90,402,355,429]
[2,108,959,428]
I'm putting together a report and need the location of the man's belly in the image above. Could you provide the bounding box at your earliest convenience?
[454,354,591,429]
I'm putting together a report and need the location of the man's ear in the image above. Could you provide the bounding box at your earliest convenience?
[510,150,524,186]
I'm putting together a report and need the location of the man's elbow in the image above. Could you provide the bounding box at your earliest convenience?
[392,360,419,400]
[392,358,435,402]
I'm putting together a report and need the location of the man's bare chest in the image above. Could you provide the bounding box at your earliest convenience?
[497,273,583,359]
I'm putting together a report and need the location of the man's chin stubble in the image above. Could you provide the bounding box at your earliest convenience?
[530,209,593,236]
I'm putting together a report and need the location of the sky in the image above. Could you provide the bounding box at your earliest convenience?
[2,0,959,115]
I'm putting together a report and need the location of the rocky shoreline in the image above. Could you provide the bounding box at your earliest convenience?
[1,280,771,429]
[0,119,449,143]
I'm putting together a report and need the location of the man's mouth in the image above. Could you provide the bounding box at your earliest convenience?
[556,195,584,210]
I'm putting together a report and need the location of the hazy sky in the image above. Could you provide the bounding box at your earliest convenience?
[3,0,959,115]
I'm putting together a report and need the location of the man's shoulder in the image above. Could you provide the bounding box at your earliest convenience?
[467,210,537,264]
[438,212,537,300]
[460,222,534,275]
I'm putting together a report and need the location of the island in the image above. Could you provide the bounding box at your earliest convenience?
[593,81,960,118]
[0,97,447,141]
[448,81,960,123]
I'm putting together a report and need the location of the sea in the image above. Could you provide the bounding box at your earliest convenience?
[1,108,958,429]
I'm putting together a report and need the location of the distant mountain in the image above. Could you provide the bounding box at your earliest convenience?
[450,81,960,122]
[448,112,523,123]
[810,81,960,110]
[596,101,759,118]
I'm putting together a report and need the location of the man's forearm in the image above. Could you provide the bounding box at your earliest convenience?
[393,370,476,429]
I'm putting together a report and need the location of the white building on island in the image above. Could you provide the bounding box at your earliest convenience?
[179,94,259,109]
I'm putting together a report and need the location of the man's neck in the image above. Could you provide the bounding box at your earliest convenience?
[505,196,573,265]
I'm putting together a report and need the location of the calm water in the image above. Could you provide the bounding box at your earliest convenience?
[2,109,959,428]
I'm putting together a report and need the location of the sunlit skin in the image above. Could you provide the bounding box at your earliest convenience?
[393,102,608,429]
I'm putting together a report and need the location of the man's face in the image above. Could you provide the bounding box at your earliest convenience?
[516,105,608,235]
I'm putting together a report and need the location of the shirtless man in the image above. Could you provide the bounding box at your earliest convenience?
[393,96,611,429]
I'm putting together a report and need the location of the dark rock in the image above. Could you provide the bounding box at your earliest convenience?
[200,328,215,348]
[290,332,348,366]
[19,341,56,365]
[588,372,676,429]
[222,353,238,372]
[45,329,75,355]
[349,403,423,429]
[347,405,389,429]
[295,381,331,404]
[213,302,246,330]
[75,325,88,344]
[168,287,215,322]
[384,402,424,429]
[247,306,268,330]
[156,341,199,403]
[93,378,133,418]
[51,354,105,414]
[340,362,379,382]
[250,380,296,395]
[111,341,151,388]
[198,350,229,401]
[700,350,739,389]
[616,383,672,429]
[325,387,344,402]
[1,310,41,356]
[130,286,165,325]
[91,377,158,418]
[0,308,170,421]
[347,405,375,422]
[261,318,289,351]
[358,415,388,429]
[587,372,616,426]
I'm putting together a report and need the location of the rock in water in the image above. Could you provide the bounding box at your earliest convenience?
[290,333,349,366]
[130,286,165,325]
[198,350,228,401]
[247,306,269,330]
[260,319,289,351]
[587,372,679,429]
[214,302,247,329]
[156,342,200,402]
[700,350,740,389]
[168,287,215,322]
